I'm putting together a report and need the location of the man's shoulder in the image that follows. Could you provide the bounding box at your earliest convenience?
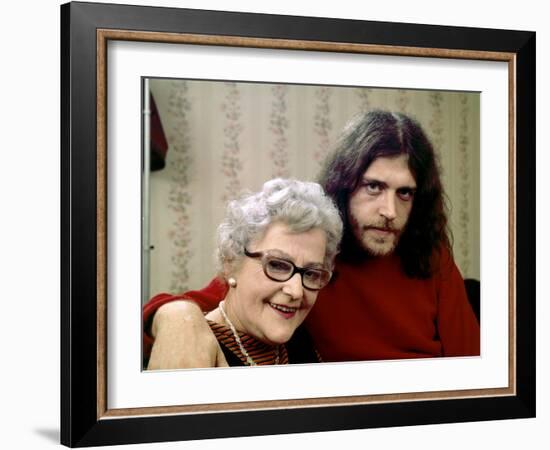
[433,245,456,269]
[430,245,465,285]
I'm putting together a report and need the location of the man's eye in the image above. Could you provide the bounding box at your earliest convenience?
[397,189,415,201]
[364,182,381,194]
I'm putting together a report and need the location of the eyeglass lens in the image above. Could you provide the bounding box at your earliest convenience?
[264,256,329,290]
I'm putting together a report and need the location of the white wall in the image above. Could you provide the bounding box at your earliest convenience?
[1,0,546,449]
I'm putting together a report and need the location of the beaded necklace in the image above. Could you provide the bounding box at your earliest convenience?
[218,300,280,366]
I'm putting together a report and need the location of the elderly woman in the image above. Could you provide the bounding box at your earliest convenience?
[147,178,342,368]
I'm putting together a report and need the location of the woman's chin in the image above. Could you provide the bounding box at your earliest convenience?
[262,328,296,346]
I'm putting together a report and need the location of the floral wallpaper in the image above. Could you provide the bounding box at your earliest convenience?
[147,79,480,299]
[165,81,193,294]
[269,84,290,178]
[313,86,333,167]
[220,82,244,204]
[457,93,473,276]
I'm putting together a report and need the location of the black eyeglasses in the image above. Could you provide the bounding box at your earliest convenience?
[244,249,332,291]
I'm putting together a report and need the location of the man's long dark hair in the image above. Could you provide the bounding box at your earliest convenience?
[318,110,451,279]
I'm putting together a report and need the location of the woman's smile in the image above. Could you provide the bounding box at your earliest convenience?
[268,301,299,319]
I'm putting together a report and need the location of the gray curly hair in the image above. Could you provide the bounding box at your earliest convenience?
[216,178,343,273]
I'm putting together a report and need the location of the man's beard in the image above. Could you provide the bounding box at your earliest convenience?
[349,217,402,257]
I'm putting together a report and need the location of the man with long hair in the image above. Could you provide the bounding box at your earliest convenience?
[145,111,479,369]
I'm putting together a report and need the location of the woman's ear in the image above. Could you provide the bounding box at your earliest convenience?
[222,260,233,280]
[222,261,238,288]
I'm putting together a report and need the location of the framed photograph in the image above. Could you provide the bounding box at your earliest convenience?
[61,1,535,447]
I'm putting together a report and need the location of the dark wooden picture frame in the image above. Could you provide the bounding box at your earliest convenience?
[61,1,535,447]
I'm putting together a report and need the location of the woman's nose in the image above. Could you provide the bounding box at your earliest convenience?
[282,273,304,299]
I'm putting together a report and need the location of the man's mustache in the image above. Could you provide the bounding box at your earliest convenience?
[362,221,401,233]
